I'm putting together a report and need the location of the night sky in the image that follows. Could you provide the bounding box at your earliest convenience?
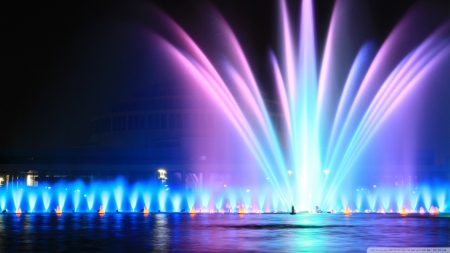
[2,0,450,162]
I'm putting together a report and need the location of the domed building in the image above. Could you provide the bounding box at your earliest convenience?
[0,83,284,190]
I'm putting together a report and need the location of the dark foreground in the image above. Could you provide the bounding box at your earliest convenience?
[0,212,449,252]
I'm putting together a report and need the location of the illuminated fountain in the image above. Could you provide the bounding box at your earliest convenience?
[0,178,446,213]
[0,0,449,214]
[146,0,450,213]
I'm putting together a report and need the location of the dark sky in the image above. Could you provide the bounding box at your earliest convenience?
[2,0,449,156]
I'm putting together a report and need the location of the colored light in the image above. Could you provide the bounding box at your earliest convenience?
[400,206,408,216]
[158,169,167,182]
[344,206,351,216]
[429,206,439,215]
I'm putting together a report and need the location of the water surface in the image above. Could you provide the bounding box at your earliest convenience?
[0,213,448,252]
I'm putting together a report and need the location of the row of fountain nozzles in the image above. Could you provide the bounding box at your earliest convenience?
[1,206,152,214]
[342,205,440,216]
[3,205,441,215]
[188,205,246,214]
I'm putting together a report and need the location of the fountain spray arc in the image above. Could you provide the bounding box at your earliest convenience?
[149,0,450,212]
[147,0,324,211]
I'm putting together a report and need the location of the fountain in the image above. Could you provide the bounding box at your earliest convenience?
[0,0,449,214]
[143,0,450,212]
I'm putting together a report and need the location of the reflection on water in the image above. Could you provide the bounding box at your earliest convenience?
[0,213,448,252]
[153,214,169,251]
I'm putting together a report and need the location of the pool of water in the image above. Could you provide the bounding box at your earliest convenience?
[0,213,448,252]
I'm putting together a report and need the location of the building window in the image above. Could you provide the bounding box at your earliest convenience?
[169,114,176,129]
[148,114,153,129]
[100,118,107,133]
[140,115,145,129]
[161,114,167,129]
[212,114,217,128]
[121,116,126,131]
[167,99,174,109]
[191,113,199,127]
[157,141,180,148]
[112,117,117,131]
[199,114,206,127]
[174,99,181,109]
[128,115,134,130]
[116,116,121,131]
[183,114,191,129]
[176,113,182,129]
[27,175,38,187]
[142,100,150,110]
[155,114,161,129]
[95,120,100,134]
[134,115,139,130]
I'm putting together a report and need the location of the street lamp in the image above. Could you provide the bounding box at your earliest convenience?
[158,169,167,182]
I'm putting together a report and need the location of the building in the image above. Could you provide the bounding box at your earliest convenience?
[0,83,283,189]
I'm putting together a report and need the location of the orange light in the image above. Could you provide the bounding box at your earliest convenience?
[143,206,149,214]
[56,206,62,214]
[16,207,22,214]
[400,206,408,216]
[344,206,351,216]
[189,206,196,214]
[238,206,245,214]
[429,206,439,215]
[98,206,105,214]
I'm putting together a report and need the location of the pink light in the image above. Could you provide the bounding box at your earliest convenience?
[279,0,296,96]
[270,51,292,136]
